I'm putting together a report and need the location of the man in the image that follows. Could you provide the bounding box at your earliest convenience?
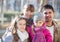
[42,4,60,42]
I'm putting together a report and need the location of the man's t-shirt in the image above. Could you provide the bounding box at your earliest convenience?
[46,25,54,40]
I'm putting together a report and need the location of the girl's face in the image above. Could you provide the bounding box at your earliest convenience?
[17,19,26,32]
[35,20,44,27]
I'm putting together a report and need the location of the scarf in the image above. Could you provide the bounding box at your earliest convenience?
[17,29,29,42]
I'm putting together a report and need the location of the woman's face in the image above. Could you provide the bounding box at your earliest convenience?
[17,19,26,32]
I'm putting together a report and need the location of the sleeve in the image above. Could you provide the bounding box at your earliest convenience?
[2,32,13,42]
[27,26,34,41]
[43,29,53,42]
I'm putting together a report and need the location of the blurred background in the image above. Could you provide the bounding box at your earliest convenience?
[0,0,60,38]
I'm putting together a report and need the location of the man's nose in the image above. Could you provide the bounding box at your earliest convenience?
[46,14,49,16]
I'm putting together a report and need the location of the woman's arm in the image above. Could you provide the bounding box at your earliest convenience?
[2,32,13,42]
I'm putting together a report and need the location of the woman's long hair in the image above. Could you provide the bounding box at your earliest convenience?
[11,16,20,42]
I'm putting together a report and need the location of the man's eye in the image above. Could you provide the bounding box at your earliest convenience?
[49,12,52,14]
[44,12,47,14]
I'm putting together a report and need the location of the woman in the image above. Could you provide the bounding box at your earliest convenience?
[2,15,29,42]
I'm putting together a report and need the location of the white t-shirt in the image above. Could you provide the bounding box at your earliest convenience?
[46,25,54,40]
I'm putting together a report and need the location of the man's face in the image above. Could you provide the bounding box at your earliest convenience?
[43,9,54,22]
[25,10,34,19]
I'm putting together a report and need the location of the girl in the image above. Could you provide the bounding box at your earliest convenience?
[2,16,29,42]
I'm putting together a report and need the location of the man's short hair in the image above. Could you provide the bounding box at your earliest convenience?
[43,4,54,12]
